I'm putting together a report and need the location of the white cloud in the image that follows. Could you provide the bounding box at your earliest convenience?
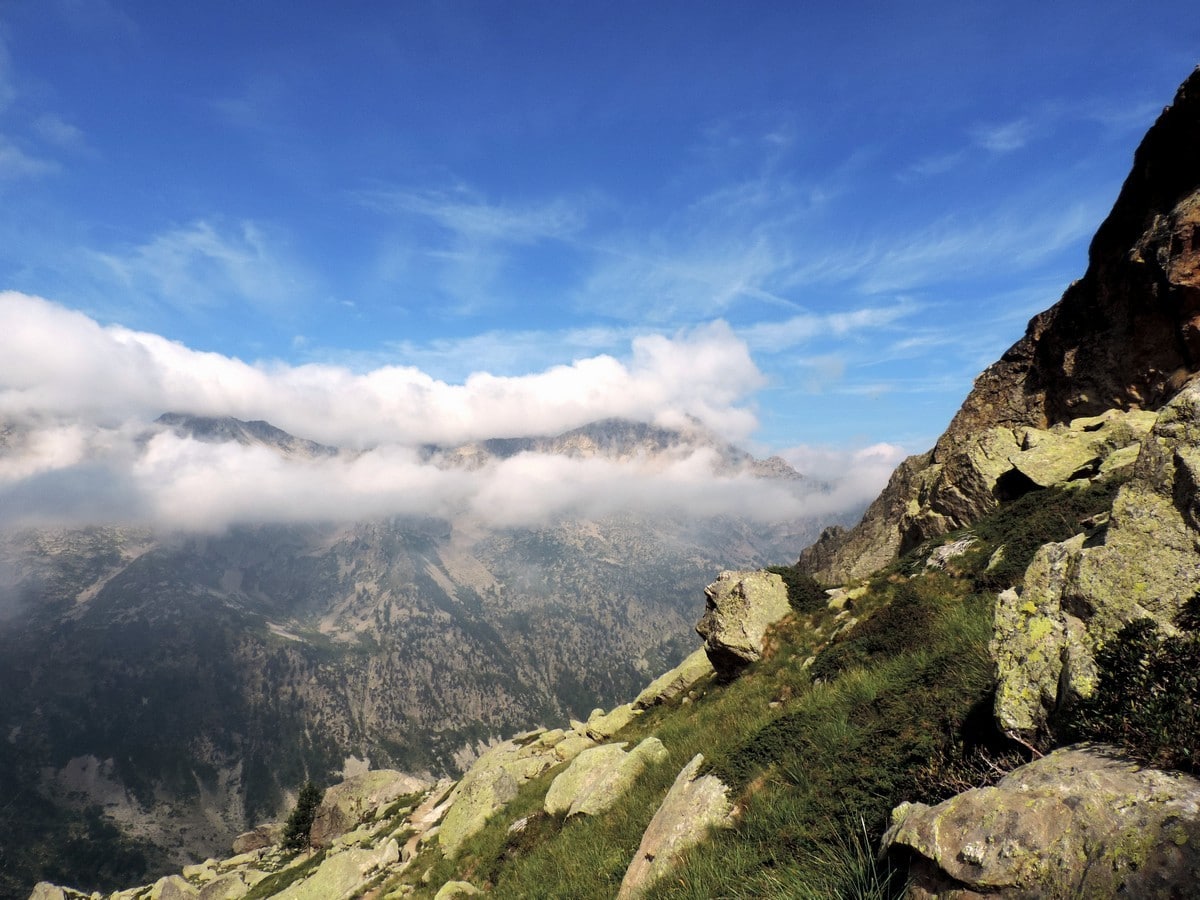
[357,185,589,244]
[32,112,85,149]
[0,292,762,448]
[972,117,1034,153]
[738,302,917,353]
[0,292,896,532]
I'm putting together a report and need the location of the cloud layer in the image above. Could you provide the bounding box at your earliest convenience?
[1,292,897,531]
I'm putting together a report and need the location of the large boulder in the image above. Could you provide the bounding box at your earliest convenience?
[695,570,789,676]
[309,769,429,848]
[992,382,1200,734]
[884,745,1200,899]
[616,754,733,900]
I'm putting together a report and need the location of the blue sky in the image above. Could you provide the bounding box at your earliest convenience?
[1,0,1198,467]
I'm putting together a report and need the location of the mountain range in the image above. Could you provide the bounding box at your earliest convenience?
[0,415,844,892]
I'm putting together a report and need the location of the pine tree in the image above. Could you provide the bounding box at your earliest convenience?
[282,781,323,850]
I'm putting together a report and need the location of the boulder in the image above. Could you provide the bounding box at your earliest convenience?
[433,882,482,899]
[28,886,68,900]
[884,745,1200,899]
[616,754,733,899]
[151,875,198,900]
[585,703,638,739]
[309,769,429,848]
[197,870,268,900]
[632,648,714,709]
[437,738,559,855]
[695,570,790,676]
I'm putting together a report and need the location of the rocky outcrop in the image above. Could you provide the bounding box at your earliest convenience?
[992,380,1200,733]
[695,570,790,676]
[309,770,429,849]
[802,67,1200,584]
[885,745,1200,899]
[616,753,734,900]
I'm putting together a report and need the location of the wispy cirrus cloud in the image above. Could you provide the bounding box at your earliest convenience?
[972,117,1034,153]
[0,136,57,180]
[356,184,591,244]
[88,219,311,313]
[738,301,918,354]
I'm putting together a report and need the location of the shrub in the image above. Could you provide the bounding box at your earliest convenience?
[766,565,829,613]
[282,781,323,850]
[1063,602,1200,774]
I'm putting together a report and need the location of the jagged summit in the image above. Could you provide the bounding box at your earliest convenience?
[802,65,1200,584]
[154,412,339,458]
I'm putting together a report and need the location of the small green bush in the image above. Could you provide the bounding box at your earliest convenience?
[282,781,324,850]
[766,565,829,613]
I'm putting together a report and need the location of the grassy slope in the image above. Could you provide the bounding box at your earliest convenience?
[372,480,1120,899]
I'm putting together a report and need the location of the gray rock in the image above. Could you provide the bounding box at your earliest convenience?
[695,570,790,676]
[884,745,1200,899]
[616,754,733,899]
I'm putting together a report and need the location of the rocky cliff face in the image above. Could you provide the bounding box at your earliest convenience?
[801,66,1200,584]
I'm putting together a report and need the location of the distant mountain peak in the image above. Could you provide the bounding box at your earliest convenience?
[154,412,338,458]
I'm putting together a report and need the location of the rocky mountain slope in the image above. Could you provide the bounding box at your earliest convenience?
[0,416,843,896]
[801,66,1200,585]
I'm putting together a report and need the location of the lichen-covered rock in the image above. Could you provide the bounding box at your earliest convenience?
[616,753,733,900]
[992,382,1200,733]
[273,848,380,900]
[633,648,714,709]
[433,882,482,899]
[197,869,268,900]
[544,742,629,815]
[695,570,789,676]
[545,738,668,818]
[585,702,638,739]
[437,739,559,854]
[309,769,429,848]
[151,875,199,899]
[884,745,1200,899]
[990,535,1088,733]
